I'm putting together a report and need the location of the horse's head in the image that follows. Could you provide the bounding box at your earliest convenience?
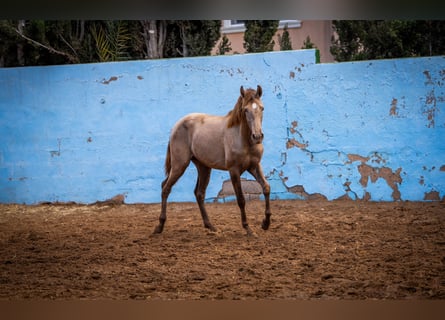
[240,85,264,144]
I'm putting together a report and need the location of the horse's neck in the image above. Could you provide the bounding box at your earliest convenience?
[239,120,252,146]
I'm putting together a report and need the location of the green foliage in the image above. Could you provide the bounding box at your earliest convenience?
[164,20,221,58]
[301,35,320,63]
[278,24,292,51]
[0,20,20,67]
[91,21,132,62]
[302,35,315,49]
[186,20,221,57]
[217,34,232,55]
[243,20,279,53]
[331,20,445,62]
[0,20,221,67]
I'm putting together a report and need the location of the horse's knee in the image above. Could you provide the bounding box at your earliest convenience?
[194,190,205,202]
[161,177,169,191]
[263,183,270,195]
[161,185,172,200]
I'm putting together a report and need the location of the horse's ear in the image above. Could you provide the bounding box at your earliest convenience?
[256,85,262,98]
[240,86,245,97]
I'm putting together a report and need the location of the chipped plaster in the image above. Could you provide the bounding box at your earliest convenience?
[0,51,444,204]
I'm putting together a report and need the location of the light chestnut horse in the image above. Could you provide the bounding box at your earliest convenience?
[153,85,271,235]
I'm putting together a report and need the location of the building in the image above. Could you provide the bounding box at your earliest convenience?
[212,20,335,63]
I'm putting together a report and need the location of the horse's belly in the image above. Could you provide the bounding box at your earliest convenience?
[191,133,227,170]
[193,147,227,170]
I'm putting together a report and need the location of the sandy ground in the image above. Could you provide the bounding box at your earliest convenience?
[0,199,444,300]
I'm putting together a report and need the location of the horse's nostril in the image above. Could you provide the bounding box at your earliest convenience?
[252,133,264,143]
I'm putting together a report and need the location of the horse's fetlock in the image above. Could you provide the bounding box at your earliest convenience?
[195,191,205,201]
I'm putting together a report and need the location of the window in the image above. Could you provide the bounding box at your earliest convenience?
[222,20,246,33]
[222,20,301,34]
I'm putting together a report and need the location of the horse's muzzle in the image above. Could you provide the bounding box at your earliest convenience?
[251,133,264,144]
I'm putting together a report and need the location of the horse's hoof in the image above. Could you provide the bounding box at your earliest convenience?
[261,219,270,230]
[205,224,217,232]
[152,225,163,234]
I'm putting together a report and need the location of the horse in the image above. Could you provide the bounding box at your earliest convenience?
[153,85,271,236]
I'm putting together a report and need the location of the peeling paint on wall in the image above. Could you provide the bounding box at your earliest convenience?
[358,164,402,201]
[389,98,398,116]
[286,138,308,149]
[424,190,440,201]
[286,120,309,150]
[421,68,444,128]
[0,51,444,204]
[101,76,119,84]
[347,154,369,164]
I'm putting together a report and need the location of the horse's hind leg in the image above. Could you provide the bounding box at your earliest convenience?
[192,159,216,232]
[153,152,191,234]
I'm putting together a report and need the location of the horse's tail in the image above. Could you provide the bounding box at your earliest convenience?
[164,142,171,177]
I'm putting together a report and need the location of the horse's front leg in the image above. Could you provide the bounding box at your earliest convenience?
[248,164,272,230]
[229,169,254,236]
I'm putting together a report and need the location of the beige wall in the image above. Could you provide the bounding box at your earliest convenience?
[212,20,334,63]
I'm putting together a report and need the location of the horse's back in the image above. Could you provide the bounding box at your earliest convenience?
[171,113,225,137]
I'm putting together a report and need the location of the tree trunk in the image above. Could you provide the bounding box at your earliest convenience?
[179,22,188,57]
[79,20,85,42]
[141,20,166,59]
[17,20,25,66]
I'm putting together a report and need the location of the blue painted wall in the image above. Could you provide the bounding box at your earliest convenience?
[1,50,444,204]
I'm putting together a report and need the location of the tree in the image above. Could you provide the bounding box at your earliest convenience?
[1,20,80,66]
[140,20,167,59]
[163,20,221,58]
[331,20,445,62]
[0,20,221,67]
[217,34,232,55]
[0,20,20,67]
[0,20,106,66]
[301,35,320,63]
[185,20,221,57]
[243,20,279,53]
[278,24,292,51]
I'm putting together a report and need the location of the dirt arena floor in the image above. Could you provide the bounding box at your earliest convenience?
[0,199,444,300]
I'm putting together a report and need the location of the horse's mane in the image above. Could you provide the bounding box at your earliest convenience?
[226,89,257,128]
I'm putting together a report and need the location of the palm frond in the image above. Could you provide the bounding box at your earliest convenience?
[91,24,112,62]
[91,21,132,62]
